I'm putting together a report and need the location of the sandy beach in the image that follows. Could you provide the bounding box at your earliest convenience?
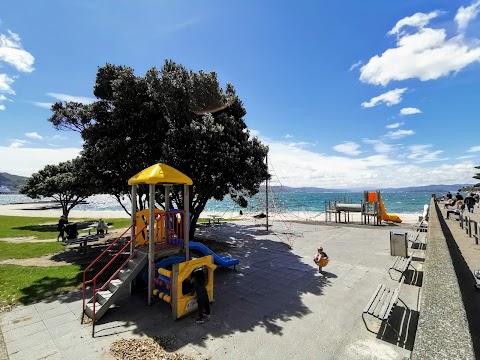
[0,202,422,224]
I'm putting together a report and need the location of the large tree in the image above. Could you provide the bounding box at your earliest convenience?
[49,60,269,235]
[20,157,97,219]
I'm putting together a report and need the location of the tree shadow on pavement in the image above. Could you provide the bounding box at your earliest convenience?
[88,222,333,352]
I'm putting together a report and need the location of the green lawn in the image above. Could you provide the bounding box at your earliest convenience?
[0,264,82,304]
[0,242,64,260]
[0,215,132,240]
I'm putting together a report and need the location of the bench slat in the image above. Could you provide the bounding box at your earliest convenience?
[378,288,396,319]
[363,284,384,314]
[372,287,390,318]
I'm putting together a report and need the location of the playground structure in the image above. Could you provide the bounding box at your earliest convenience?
[82,163,239,335]
[325,191,402,225]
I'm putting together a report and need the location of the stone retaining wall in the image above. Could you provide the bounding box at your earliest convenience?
[411,197,475,359]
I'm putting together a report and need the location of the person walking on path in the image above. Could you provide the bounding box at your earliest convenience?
[57,215,68,241]
[465,193,476,213]
[190,268,210,324]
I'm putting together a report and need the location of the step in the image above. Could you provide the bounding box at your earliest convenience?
[108,279,123,293]
[96,290,113,305]
[118,268,133,281]
[85,301,102,318]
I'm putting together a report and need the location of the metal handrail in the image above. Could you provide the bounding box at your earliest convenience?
[81,222,143,322]
[81,211,187,335]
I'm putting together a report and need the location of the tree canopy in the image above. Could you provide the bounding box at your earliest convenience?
[20,157,97,219]
[48,60,269,234]
[474,166,480,181]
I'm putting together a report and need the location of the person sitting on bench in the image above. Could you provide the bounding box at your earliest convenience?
[446,204,465,219]
[97,218,108,235]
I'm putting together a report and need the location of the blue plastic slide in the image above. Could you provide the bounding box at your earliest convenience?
[189,241,239,268]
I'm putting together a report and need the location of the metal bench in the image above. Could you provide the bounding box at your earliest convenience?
[407,232,419,246]
[388,255,413,281]
[362,279,405,334]
[413,220,428,232]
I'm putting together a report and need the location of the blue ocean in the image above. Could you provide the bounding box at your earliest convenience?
[0,190,442,215]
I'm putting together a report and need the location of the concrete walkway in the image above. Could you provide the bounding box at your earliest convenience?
[1,220,423,360]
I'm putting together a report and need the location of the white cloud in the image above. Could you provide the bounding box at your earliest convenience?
[25,132,43,140]
[407,144,446,162]
[386,122,403,129]
[263,138,476,188]
[284,134,293,139]
[32,102,53,109]
[363,139,393,154]
[8,139,28,148]
[47,92,96,104]
[0,28,34,110]
[349,61,362,71]
[0,146,81,176]
[0,30,35,73]
[333,142,361,156]
[361,88,407,108]
[457,155,476,159]
[163,17,201,34]
[388,11,441,36]
[360,7,480,86]
[456,0,480,32]
[384,129,414,139]
[400,107,422,115]
[467,145,480,152]
[0,73,15,95]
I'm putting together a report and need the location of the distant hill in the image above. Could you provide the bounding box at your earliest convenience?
[0,173,27,193]
[265,184,475,193]
[378,184,474,193]
[265,185,344,193]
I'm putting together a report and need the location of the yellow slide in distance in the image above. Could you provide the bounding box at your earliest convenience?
[378,195,402,223]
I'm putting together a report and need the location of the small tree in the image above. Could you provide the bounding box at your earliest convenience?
[20,157,97,219]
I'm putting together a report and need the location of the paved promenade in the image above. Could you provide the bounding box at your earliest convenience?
[0,219,423,359]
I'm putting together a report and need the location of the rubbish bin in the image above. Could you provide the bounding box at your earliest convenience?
[390,231,407,257]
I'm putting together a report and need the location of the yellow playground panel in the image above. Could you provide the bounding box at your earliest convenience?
[171,255,216,319]
[172,255,216,319]
[135,208,185,246]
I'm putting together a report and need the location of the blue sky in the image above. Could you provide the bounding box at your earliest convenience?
[1,0,480,188]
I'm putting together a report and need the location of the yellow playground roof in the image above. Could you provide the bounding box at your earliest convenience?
[128,163,193,186]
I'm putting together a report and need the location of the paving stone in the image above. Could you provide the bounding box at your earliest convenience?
[2,319,46,343]
[43,311,78,328]
[8,340,61,360]
[39,303,72,321]
[7,329,52,355]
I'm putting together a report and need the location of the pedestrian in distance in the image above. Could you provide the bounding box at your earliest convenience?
[57,215,68,241]
[465,193,476,213]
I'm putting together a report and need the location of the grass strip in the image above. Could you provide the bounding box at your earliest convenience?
[0,242,64,260]
[0,264,82,305]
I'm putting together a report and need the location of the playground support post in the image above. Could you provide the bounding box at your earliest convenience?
[184,184,190,261]
[130,184,137,294]
[148,184,155,306]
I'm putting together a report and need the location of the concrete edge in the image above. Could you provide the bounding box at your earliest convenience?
[411,197,475,360]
